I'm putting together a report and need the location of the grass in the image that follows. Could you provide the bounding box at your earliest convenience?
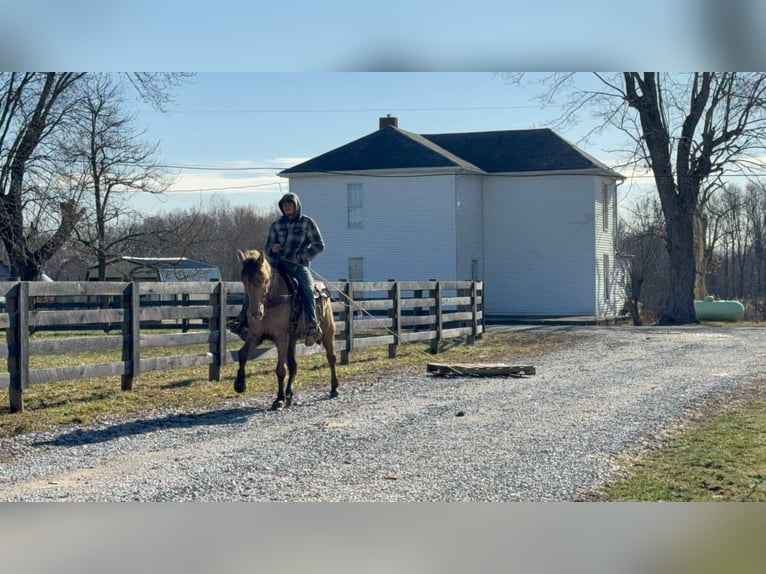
[591,375,766,501]
[0,328,568,439]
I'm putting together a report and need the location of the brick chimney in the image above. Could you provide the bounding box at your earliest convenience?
[379,115,398,129]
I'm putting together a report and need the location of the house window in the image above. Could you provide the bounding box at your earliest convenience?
[347,183,364,230]
[602,183,610,231]
[603,253,611,301]
[348,257,364,281]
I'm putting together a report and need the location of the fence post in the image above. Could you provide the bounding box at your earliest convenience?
[478,281,485,340]
[388,280,400,358]
[340,280,354,365]
[430,280,442,354]
[469,281,478,345]
[121,282,140,391]
[209,280,227,381]
[7,282,29,413]
[181,293,190,332]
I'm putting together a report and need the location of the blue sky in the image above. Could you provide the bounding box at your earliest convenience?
[6,1,705,71]
[6,0,761,216]
[130,72,655,214]
[5,0,759,72]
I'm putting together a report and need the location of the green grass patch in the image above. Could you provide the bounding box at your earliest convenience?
[597,381,766,501]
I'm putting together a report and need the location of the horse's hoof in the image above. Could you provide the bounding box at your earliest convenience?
[234,376,246,394]
[285,395,294,407]
[271,400,285,411]
[330,389,339,398]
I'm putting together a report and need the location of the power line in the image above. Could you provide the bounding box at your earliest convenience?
[163,181,282,193]
[141,105,545,115]
[159,164,282,171]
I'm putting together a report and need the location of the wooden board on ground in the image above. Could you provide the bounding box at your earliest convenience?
[426,363,536,377]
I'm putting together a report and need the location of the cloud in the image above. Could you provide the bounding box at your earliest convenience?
[165,172,287,195]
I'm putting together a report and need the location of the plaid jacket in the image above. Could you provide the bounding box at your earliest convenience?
[265,195,324,266]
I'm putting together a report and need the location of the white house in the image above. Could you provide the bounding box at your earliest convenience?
[279,116,626,319]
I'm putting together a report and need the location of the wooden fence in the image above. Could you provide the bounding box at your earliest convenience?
[0,279,484,412]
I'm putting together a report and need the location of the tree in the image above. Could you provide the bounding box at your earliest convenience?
[0,72,192,280]
[0,73,85,279]
[743,182,766,317]
[63,75,173,280]
[618,196,667,324]
[506,73,766,324]
[133,197,276,281]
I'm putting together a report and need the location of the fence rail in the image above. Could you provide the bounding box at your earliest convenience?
[1,279,484,412]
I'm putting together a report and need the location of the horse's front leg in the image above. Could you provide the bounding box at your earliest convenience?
[234,339,251,394]
[234,334,261,394]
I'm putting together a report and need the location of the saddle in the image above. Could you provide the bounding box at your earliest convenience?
[286,283,331,333]
[272,263,331,333]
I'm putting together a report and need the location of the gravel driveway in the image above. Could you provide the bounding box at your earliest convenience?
[1,324,765,501]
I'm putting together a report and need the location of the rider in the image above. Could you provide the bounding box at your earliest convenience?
[232,192,325,346]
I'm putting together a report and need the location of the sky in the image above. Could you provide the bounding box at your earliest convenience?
[3,0,765,216]
[5,0,761,70]
[128,72,656,215]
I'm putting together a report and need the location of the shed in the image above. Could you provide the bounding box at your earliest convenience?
[86,257,221,282]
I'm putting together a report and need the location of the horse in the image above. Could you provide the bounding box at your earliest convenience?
[234,249,338,410]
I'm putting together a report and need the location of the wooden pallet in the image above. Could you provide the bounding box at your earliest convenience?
[426,363,536,377]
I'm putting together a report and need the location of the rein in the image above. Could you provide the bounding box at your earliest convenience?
[265,294,291,308]
[260,258,291,310]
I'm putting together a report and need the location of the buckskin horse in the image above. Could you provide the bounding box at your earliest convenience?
[234,249,338,410]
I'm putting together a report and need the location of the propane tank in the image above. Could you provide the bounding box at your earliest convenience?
[694,296,745,322]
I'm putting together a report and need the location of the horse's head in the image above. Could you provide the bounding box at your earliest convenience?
[238,249,272,322]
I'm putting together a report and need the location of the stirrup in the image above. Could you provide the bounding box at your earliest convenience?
[304,324,321,346]
[228,318,248,341]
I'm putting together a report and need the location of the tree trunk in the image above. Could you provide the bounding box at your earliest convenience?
[662,209,698,324]
[693,210,708,299]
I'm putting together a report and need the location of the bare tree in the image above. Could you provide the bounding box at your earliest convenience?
[618,196,667,324]
[743,182,766,317]
[119,198,276,281]
[707,184,747,298]
[63,75,174,281]
[0,73,85,279]
[0,72,193,280]
[504,73,766,323]
[695,180,738,298]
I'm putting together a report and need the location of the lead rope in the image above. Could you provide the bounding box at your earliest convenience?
[307,266,473,375]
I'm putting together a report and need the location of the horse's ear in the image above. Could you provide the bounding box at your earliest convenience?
[237,250,246,263]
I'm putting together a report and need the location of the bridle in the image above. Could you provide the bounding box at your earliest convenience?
[241,256,272,321]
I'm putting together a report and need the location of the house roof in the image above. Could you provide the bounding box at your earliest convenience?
[279,125,624,178]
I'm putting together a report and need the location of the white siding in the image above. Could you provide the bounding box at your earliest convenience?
[594,178,624,316]
[455,175,483,280]
[288,169,618,317]
[291,175,458,282]
[483,175,596,316]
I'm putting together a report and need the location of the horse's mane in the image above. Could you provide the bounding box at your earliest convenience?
[239,249,272,282]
